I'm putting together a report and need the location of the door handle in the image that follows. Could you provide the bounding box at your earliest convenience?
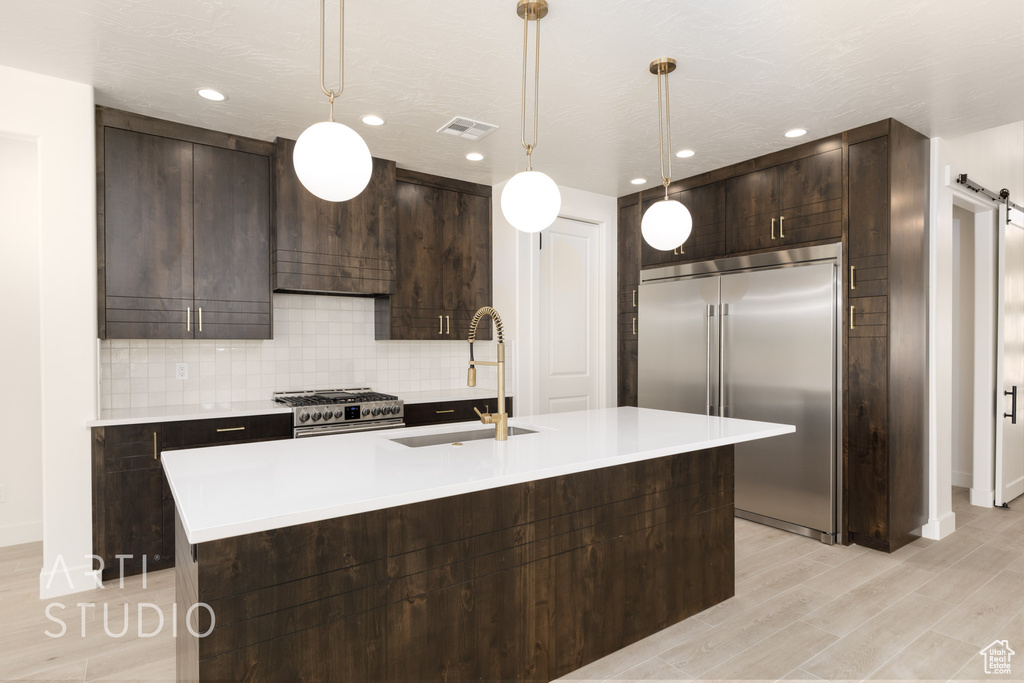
[779,215,785,238]
[771,217,776,240]
[705,304,712,416]
[850,265,856,290]
[1006,386,1018,424]
[850,305,855,330]
[719,304,728,417]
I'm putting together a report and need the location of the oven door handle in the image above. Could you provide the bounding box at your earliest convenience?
[294,422,406,438]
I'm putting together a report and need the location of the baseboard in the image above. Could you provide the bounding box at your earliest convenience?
[921,511,957,540]
[39,560,102,599]
[0,520,43,548]
[952,470,972,489]
[971,487,994,507]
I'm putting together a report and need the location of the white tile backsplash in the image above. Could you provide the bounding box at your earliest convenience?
[98,294,505,410]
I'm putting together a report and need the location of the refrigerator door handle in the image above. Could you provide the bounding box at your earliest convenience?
[706,304,714,415]
[719,303,729,417]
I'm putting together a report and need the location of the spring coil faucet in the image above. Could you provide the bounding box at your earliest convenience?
[467,306,508,441]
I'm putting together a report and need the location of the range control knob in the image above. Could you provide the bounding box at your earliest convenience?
[322,409,333,420]
[362,407,370,416]
[371,407,381,416]
[391,405,401,415]
[311,411,322,422]
[298,412,310,423]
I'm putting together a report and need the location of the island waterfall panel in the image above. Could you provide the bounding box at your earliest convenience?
[175,446,735,681]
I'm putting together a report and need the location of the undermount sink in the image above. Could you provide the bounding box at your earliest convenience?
[391,427,537,448]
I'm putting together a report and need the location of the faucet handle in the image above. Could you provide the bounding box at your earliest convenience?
[474,406,494,424]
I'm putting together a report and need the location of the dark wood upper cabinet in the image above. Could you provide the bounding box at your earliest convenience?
[97,107,274,340]
[725,166,780,253]
[272,137,397,296]
[640,181,727,267]
[725,148,842,253]
[193,144,272,339]
[375,170,492,341]
[103,128,195,339]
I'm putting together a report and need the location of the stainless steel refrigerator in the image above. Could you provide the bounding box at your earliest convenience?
[638,244,841,543]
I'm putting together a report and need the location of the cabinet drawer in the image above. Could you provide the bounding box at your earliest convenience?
[164,413,293,450]
[98,423,163,460]
[404,398,515,428]
[849,255,888,298]
[849,296,887,338]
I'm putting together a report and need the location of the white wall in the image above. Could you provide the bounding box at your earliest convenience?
[0,136,43,547]
[929,120,1024,529]
[492,183,617,417]
[951,206,975,488]
[0,65,98,597]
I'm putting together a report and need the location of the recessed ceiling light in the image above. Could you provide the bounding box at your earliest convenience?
[361,115,385,126]
[466,152,484,161]
[785,128,807,138]
[631,178,647,185]
[196,88,226,102]
[676,149,695,158]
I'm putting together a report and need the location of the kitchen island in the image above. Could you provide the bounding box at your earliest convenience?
[164,407,792,682]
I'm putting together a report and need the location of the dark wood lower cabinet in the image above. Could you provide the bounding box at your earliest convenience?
[92,414,292,582]
[176,446,735,681]
[403,397,514,427]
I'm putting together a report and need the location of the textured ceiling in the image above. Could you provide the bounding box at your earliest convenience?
[2,0,1022,196]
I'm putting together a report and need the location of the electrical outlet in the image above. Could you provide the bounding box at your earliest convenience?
[0,485,6,503]
[175,363,189,380]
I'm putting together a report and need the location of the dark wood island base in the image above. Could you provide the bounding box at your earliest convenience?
[175,445,735,682]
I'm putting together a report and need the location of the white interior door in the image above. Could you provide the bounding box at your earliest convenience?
[997,207,1024,506]
[538,217,600,414]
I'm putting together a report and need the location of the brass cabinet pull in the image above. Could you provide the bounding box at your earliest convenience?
[198,307,202,332]
[446,315,450,335]
[439,315,443,335]
[435,409,455,414]
[632,289,637,308]
[779,215,785,238]
[850,305,855,330]
[153,432,158,460]
[216,426,246,433]
[632,317,637,335]
[187,307,191,332]
[771,218,776,240]
[850,265,856,289]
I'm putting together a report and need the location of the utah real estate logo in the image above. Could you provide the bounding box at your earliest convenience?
[980,640,1015,675]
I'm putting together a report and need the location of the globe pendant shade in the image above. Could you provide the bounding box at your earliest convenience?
[500,170,561,233]
[641,198,693,251]
[293,121,373,202]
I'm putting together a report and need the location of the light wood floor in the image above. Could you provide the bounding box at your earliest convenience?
[2,487,1021,682]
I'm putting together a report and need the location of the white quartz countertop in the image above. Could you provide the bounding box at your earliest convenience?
[88,401,291,427]
[162,407,793,544]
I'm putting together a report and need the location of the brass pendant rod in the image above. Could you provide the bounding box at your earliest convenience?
[319,0,345,113]
[656,69,673,199]
[519,5,542,169]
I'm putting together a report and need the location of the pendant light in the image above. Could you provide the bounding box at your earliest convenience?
[293,0,372,203]
[500,0,561,234]
[641,58,693,251]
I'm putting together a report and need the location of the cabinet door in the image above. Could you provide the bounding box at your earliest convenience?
[849,138,890,298]
[193,144,272,339]
[725,167,779,254]
[778,148,843,245]
[443,191,492,340]
[273,138,397,295]
[641,182,727,267]
[847,335,889,546]
[103,128,194,339]
[388,181,446,340]
[617,202,640,406]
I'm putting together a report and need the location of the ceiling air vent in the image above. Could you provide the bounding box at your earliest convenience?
[436,117,499,141]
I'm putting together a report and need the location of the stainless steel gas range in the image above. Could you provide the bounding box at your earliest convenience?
[272,388,405,438]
